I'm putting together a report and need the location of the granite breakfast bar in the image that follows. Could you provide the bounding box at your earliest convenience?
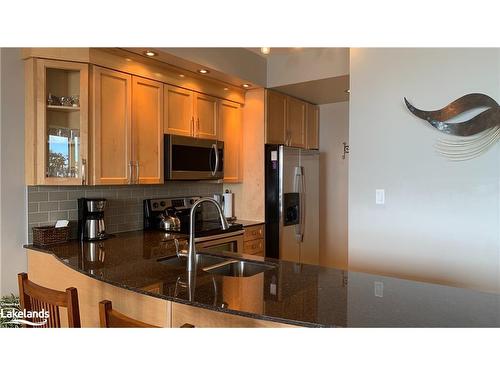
[25,230,500,328]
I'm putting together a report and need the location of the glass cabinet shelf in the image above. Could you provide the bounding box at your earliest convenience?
[47,105,81,112]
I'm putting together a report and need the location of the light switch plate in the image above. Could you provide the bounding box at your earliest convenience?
[375,189,385,205]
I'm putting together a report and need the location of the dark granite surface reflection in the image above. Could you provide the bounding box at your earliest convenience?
[25,231,500,327]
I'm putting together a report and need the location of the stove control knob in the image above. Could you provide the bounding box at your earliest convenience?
[160,201,166,207]
[152,202,159,209]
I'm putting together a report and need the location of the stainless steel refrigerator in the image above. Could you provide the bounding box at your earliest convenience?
[265,144,320,265]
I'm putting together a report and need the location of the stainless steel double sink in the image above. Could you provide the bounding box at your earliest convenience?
[158,253,276,277]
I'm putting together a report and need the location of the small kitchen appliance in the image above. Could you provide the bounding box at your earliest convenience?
[78,198,109,241]
[164,135,224,181]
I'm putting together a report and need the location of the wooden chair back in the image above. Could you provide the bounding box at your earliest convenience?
[99,300,158,328]
[17,273,81,328]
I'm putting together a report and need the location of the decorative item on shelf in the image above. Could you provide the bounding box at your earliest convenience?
[70,95,80,107]
[404,93,500,161]
[47,93,80,108]
[47,93,61,106]
[60,96,73,107]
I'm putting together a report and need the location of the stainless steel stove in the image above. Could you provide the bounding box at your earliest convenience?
[143,196,244,253]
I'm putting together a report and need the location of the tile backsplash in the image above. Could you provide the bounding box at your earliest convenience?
[27,182,223,243]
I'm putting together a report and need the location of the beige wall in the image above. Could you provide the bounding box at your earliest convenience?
[0,48,27,295]
[349,48,500,293]
[319,101,349,269]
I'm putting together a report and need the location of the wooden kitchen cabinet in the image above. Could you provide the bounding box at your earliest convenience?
[286,96,306,148]
[244,224,265,242]
[164,87,218,140]
[306,103,319,150]
[25,58,89,185]
[25,49,251,186]
[244,239,265,256]
[265,89,318,149]
[91,72,163,185]
[164,85,194,136]
[243,224,265,256]
[132,76,164,184]
[219,100,242,183]
[265,90,287,145]
[194,93,218,139]
[91,66,132,185]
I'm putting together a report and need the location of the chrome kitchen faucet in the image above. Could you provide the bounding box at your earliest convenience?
[185,197,230,272]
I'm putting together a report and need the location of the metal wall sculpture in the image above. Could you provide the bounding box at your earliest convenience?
[404,93,500,160]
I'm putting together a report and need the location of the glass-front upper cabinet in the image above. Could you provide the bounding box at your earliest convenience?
[32,59,88,185]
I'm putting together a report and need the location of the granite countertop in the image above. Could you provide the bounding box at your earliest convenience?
[25,231,500,327]
[234,219,265,227]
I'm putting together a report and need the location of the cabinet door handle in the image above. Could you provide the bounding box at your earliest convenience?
[135,161,140,184]
[81,158,87,185]
[191,116,194,135]
[180,323,195,328]
[197,118,200,133]
[128,161,133,184]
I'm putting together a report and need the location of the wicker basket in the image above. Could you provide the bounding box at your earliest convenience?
[32,226,70,246]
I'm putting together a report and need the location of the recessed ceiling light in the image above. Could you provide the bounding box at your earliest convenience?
[242,83,251,88]
[125,58,132,62]
[197,69,209,74]
[179,74,185,78]
[260,47,271,55]
[223,87,229,91]
[144,50,157,57]
[345,89,350,94]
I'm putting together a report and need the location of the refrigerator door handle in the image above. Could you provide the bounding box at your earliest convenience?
[294,166,305,243]
[299,168,306,241]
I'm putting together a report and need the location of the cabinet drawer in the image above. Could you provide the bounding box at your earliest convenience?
[244,239,265,255]
[244,224,264,241]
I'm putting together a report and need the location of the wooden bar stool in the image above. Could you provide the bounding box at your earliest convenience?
[17,273,81,328]
[99,300,159,328]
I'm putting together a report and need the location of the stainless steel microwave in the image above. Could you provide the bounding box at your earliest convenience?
[164,135,224,180]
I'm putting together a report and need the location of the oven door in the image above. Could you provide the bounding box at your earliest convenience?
[196,231,244,254]
[165,135,224,180]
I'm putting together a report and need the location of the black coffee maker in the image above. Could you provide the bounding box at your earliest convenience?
[78,198,109,241]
